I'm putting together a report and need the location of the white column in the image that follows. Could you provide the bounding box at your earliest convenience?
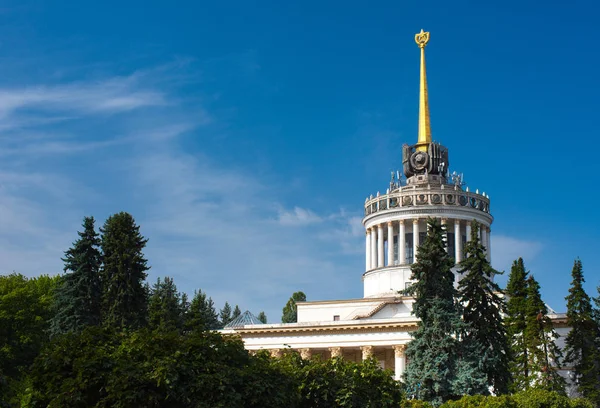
[377,224,384,268]
[361,345,374,361]
[399,220,406,265]
[370,227,377,269]
[441,218,448,253]
[412,219,420,263]
[387,222,394,266]
[365,229,371,270]
[466,221,472,242]
[393,345,407,381]
[454,220,462,264]
[487,228,492,262]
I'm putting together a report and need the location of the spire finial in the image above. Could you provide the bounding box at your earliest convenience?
[415,29,431,152]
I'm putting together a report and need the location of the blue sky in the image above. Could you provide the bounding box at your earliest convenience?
[1,0,598,321]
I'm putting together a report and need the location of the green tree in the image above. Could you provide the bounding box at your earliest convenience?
[506,258,530,391]
[0,273,59,404]
[564,260,600,404]
[257,311,267,324]
[232,305,241,321]
[50,216,102,337]
[282,291,306,323]
[457,221,511,394]
[274,351,404,408]
[524,275,565,393]
[219,301,232,327]
[100,212,150,330]
[404,218,485,405]
[148,276,186,332]
[186,289,220,331]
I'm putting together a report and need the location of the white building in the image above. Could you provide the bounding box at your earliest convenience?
[224,30,569,383]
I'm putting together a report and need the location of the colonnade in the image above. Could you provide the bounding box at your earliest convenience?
[365,219,491,270]
[269,344,408,381]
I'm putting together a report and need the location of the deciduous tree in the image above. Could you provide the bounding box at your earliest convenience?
[282,291,306,323]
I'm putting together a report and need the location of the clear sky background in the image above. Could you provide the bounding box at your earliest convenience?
[1,0,598,322]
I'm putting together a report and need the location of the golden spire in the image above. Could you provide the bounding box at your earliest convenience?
[415,29,431,152]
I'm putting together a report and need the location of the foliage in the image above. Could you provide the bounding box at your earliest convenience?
[505,257,530,391]
[100,212,150,330]
[524,275,565,393]
[148,276,186,332]
[404,218,486,405]
[564,259,600,404]
[438,389,593,407]
[274,352,404,408]
[257,311,267,324]
[232,304,241,320]
[26,327,297,408]
[50,216,102,338]
[457,220,511,394]
[186,289,220,331]
[0,273,59,405]
[219,301,232,327]
[282,291,306,323]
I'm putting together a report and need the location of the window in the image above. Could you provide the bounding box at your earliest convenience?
[405,233,413,264]
[447,232,455,258]
[333,315,340,321]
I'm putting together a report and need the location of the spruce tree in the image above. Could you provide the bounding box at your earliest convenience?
[50,216,102,337]
[232,305,241,321]
[457,221,511,394]
[219,302,232,327]
[564,259,600,403]
[505,257,530,391]
[100,212,149,330]
[257,311,267,324]
[186,289,220,331]
[404,218,486,405]
[148,277,185,332]
[524,275,566,393]
[281,291,306,323]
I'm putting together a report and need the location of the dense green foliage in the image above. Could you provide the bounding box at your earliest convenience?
[186,289,220,331]
[282,291,306,323]
[439,389,593,408]
[100,212,150,330]
[564,259,600,404]
[148,276,187,332]
[0,273,60,405]
[219,301,233,327]
[273,352,404,408]
[258,310,268,323]
[50,216,102,337]
[505,258,531,391]
[405,218,486,405]
[524,275,565,393]
[457,221,511,395]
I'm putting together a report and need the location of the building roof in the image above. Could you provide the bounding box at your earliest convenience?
[224,310,264,328]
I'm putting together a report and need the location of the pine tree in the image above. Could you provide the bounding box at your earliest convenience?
[232,305,241,321]
[564,259,600,403]
[219,302,232,327]
[404,218,486,405]
[257,311,267,324]
[100,212,149,330]
[50,216,102,337]
[148,277,185,332]
[281,291,306,323]
[457,221,511,395]
[186,289,220,331]
[505,257,530,391]
[524,275,566,393]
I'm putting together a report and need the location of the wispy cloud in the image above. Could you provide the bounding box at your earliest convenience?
[491,235,543,284]
[0,58,363,321]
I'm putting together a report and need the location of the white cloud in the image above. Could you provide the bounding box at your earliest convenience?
[491,234,543,274]
[277,207,322,226]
